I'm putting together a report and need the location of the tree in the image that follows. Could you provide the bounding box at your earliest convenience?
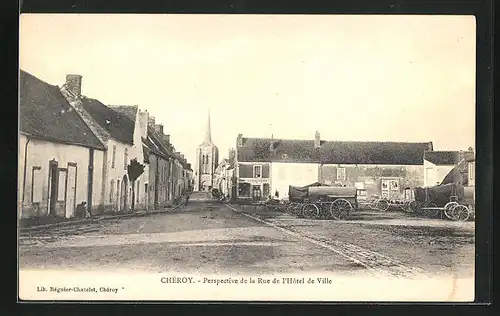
[127,158,145,212]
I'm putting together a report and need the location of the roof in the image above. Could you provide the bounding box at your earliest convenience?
[237,137,432,165]
[440,159,469,186]
[424,151,462,165]
[19,70,105,150]
[81,98,136,145]
[109,105,138,122]
[142,125,174,160]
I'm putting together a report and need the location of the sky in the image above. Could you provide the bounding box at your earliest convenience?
[19,14,476,166]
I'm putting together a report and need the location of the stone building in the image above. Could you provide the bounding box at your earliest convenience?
[234,131,434,201]
[194,111,219,191]
[61,75,149,214]
[19,70,106,219]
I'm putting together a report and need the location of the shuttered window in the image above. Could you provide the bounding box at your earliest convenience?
[31,166,43,203]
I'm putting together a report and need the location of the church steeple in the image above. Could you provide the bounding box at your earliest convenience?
[204,109,212,143]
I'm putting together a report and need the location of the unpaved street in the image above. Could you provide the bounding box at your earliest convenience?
[19,192,474,279]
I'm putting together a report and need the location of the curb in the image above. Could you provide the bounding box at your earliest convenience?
[19,205,183,233]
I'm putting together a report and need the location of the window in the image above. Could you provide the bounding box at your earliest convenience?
[281,154,288,159]
[253,165,262,178]
[124,148,128,170]
[31,166,43,203]
[239,183,251,197]
[337,167,346,181]
[111,145,116,168]
[57,169,67,201]
[110,180,115,202]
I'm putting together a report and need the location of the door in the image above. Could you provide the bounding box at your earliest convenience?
[48,161,58,216]
[65,165,77,218]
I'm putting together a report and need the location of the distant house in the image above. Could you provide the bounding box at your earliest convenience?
[19,70,106,219]
[60,74,149,214]
[440,151,475,187]
[423,150,472,187]
[235,132,433,201]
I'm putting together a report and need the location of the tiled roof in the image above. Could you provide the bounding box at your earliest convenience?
[424,151,461,165]
[19,70,105,150]
[237,137,432,165]
[440,159,469,186]
[81,98,135,145]
[142,126,174,160]
[109,105,138,122]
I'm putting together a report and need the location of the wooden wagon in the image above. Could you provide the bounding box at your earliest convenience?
[285,184,357,220]
[409,183,475,221]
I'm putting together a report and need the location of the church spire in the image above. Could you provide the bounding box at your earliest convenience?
[204,109,212,143]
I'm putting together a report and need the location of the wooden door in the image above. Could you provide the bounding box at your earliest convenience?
[65,165,77,218]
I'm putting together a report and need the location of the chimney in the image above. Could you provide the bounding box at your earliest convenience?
[154,124,164,135]
[314,131,321,148]
[427,142,434,151]
[65,74,82,97]
[148,116,156,128]
[237,134,243,147]
[163,134,170,145]
[138,110,149,139]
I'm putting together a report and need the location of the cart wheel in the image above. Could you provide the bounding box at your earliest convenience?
[376,199,390,212]
[407,201,418,213]
[369,200,378,210]
[444,202,459,220]
[303,204,320,218]
[329,199,352,220]
[423,202,439,218]
[452,205,470,222]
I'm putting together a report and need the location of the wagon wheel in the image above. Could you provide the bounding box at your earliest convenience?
[443,202,459,220]
[329,199,352,220]
[376,199,390,212]
[302,204,320,218]
[452,205,470,222]
[407,201,418,213]
[369,199,378,210]
[422,202,439,218]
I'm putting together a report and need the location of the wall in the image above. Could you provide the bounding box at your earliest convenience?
[468,161,475,186]
[238,163,270,178]
[271,162,319,199]
[19,135,104,219]
[423,160,454,187]
[236,162,271,200]
[321,163,424,199]
[101,137,149,213]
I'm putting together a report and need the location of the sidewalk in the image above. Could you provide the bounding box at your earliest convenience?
[18,205,182,233]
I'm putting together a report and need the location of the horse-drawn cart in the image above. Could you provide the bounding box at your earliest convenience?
[284,184,357,220]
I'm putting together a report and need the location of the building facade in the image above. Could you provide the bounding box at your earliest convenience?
[423,150,475,187]
[195,112,219,192]
[19,70,106,219]
[61,74,149,214]
[235,132,433,201]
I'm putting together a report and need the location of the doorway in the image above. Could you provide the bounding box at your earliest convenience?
[65,164,77,218]
[48,160,58,216]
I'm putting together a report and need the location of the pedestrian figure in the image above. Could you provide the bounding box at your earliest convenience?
[75,202,87,218]
[275,190,279,199]
[184,191,190,206]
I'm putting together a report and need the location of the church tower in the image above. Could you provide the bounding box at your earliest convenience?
[195,110,219,191]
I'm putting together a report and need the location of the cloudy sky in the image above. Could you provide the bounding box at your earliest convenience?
[20,14,476,166]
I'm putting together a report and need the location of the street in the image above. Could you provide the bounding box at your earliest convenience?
[19,192,474,279]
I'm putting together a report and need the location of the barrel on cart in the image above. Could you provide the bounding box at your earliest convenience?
[286,183,357,220]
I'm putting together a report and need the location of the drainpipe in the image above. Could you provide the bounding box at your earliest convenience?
[22,136,31,204]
